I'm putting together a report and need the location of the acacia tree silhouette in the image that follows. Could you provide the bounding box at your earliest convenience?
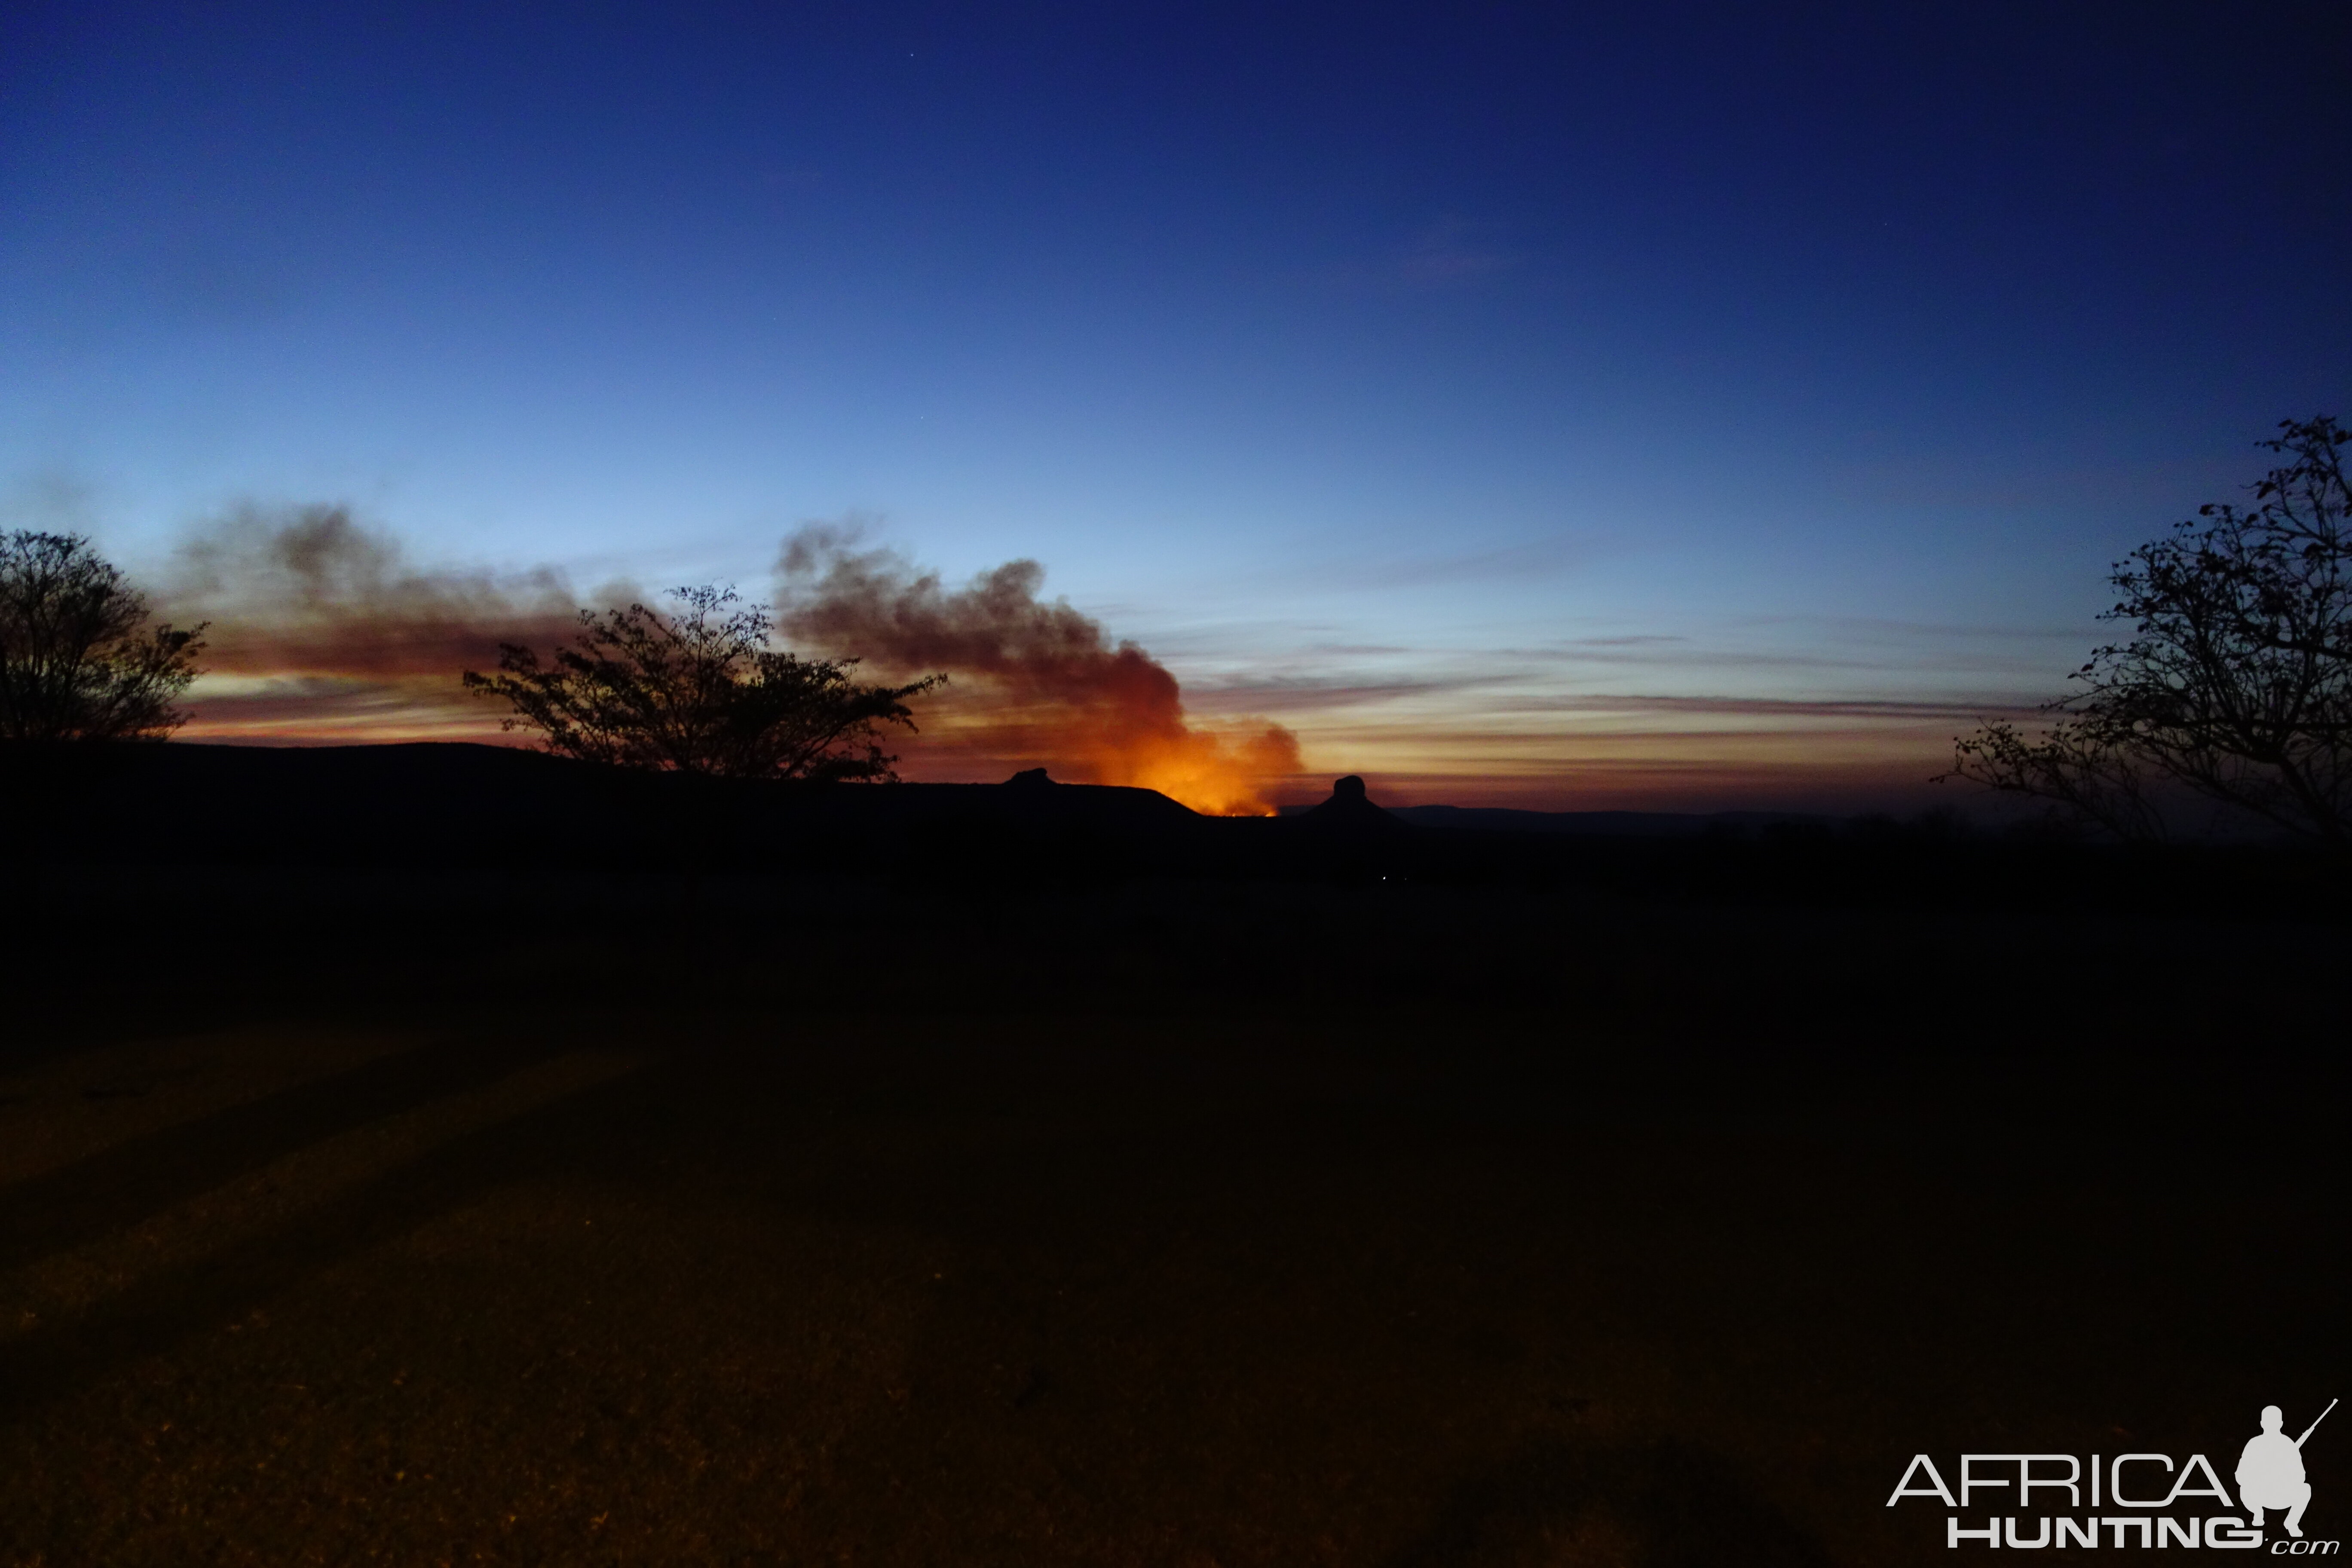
[0,531,206,744]
[464,585,942,781]
[1945,416,2350,850]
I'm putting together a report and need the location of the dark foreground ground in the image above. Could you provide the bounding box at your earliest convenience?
[1,836,2345,1564]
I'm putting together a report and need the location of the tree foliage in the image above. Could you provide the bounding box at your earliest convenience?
[463,585,941,781]
[0,530,207,744]
[1947,416,2350,849]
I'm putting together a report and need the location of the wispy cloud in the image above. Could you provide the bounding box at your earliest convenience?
[1494,694,2040,722]
[1395,216,1522,288]
[1317,214,1527,298]
[1271,535,1608,593]
[1556,634,1690,647]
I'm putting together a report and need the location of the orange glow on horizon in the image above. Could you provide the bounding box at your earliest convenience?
[892,693,1302,815]
[1058,724,1299,817]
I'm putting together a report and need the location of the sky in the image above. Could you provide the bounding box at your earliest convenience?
[3,2,2347,812]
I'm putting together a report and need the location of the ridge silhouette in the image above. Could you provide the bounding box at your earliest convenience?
[10,741,2326,926]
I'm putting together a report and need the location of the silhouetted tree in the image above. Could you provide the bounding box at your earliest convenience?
[0,531,206,743]
[463,585,941,780]
[1945,417,2349,850]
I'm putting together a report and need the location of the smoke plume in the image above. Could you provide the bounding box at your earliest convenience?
[159,504,594,740]
[777,527,1301,815]
[148,506,1305,808]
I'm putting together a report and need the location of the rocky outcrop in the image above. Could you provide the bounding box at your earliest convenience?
[1294,775,1409,832]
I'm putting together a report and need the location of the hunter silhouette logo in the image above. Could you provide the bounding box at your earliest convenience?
[1887,1398,2337,1551]
[2244,1400,2333,1539]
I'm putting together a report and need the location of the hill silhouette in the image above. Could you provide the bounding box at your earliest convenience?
[3,741,2329,921]
[8,742,1200,874]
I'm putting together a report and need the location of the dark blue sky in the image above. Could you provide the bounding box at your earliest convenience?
[4,3,2346,804]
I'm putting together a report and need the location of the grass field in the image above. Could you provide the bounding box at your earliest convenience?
[1,874,2343,1565]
